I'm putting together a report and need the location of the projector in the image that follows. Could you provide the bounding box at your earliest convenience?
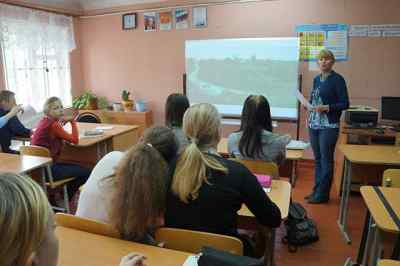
[344,106,378,128]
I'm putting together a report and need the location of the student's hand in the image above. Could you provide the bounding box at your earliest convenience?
[63,108,78,122]
[9,105,23,117]
[119,253,147,266]
[314,105,329,113]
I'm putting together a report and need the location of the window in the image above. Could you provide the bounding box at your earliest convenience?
[0,4,75,111]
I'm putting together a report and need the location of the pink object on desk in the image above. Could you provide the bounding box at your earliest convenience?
[255,174,272,188]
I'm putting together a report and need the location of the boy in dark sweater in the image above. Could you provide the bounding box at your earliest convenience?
[0,90,31,153]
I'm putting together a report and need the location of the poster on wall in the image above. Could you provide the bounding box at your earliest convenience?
[192,6,207,28]
[159,11,173,31]
[144,12,157,32]
[175,8,189,30]
[295,24,348,61]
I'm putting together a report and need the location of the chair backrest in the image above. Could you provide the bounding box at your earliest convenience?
[155,227,243,255]
[76,112,101,123]
[382,169,400,188]
[234,159,279,179]
[55,213,120,238]
[20,145,51,157]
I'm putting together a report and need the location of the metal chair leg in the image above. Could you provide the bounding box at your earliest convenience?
[63,185,70,214]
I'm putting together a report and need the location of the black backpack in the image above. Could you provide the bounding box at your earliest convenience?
[282,202,319,252]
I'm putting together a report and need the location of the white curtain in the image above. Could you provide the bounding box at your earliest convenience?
[0,3,75,111]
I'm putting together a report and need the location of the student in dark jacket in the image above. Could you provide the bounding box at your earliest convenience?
[305,49,350,204]
[165,103,281,256]
[0,90,31,153]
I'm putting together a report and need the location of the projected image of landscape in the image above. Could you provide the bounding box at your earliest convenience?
[185,38,300,119]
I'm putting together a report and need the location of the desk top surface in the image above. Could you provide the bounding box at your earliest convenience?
[339,144,400,165]
[378,260,400,266]
[238,180,291,220]
[217,138,304,160]
[361,186,400,233]
[0,153,52,174]
[57,226,191,266]
[70,123,140,147]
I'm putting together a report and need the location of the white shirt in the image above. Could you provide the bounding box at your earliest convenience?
[76,151,124,223]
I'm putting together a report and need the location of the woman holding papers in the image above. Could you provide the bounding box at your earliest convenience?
[306,49,349,204]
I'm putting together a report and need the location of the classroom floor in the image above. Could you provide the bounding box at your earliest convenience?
[275,161,365,266]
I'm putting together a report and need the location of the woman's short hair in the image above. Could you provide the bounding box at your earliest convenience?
[142,126,178,164]
[43,97,62,115]
[111,126,177,241]
[0,90,15,103]
[165,93,190,128]
[239,95,273,158]
[0,173,50,266]
[317,49,335,62]
[172,103,227,203]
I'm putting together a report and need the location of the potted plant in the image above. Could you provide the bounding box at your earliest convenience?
[72,91,98,110]
[121,90,133,111]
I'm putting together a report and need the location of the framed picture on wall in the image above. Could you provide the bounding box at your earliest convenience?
[122,13,137,30]
[175,8,189,30]
[159,11,173,31]
[192,6,207,28]
[144,12,157,32]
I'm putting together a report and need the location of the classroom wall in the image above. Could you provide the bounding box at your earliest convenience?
[74,0,400,158]
[1,0,399,158]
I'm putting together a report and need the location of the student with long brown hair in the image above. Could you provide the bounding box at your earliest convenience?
[165,93,190,153]
[228,95,291,165]
[165,103,281,256]
[0,173,146,266]
[77,126,177,225]
[110,126,178,244]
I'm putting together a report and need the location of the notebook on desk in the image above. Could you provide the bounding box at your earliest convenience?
[286,140,310,150]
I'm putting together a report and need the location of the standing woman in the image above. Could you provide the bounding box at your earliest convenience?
[306,49,349,204]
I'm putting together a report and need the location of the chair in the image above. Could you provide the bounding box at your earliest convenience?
[382,169,400,187]
[55,213,120,238]
[155,227,243,255]
[233,159,279,179]
[75,112,101,123]
[19,145,76,213]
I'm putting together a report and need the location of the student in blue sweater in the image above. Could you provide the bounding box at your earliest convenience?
[306,49,349,204]
[0,91,31,153]
[0,104,23,128]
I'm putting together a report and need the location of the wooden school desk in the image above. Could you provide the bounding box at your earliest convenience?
[360,186,399,266]
[333,125,396,197]
[60,122,140,167]
[337,145,400,244]
[238,180,291,266]
[217,138,304,186]
[57,226,191,266]
[0,152,52,189]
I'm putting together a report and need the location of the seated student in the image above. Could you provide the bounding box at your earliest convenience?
[165,93,190,153]
[0,90,32,153]
[31,97,91,201]
[228,95,291,165]
[110,127,178,245]
[0,105,23,128]
[0,172,146,266]
[76,126,178,224]
[165,103,282,256]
